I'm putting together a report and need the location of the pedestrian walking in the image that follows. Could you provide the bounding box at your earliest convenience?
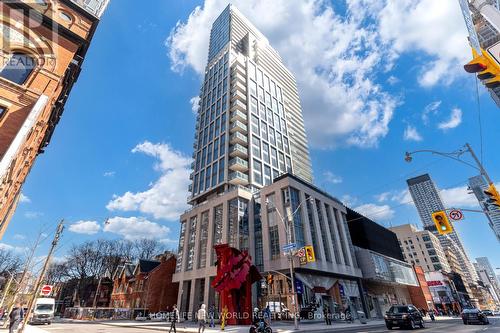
[197,304,207,333]
[9,303,23,333]
[208,303,216,327]
[169,304,179,333]
[263,305,271,326]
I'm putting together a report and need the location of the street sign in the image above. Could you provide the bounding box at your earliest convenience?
[299,255,307,265]
[282,243,297,252]
[296,247,305,258]
[295,279,304,294]
[487,41,500,66]
[339,284,345,297]
[458,0,482,54]
[40,285,53,296]
[448,209,464,221]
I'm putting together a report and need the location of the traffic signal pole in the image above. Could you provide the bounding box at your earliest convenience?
[465,143,494,185]
[20,220,64,332]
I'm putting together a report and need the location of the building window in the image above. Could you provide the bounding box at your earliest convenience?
[252,136,261,159]
[0,106,6,120]
[269,225,280,260]
[212,205,224,264]
[253,159,262,185]
[186,217,197,271]
[59,11,73,22]
[218,158,225,183]
[264,165,271,185]
[0,53,36,85]
[198,211,209,269]
[305,194,320,260]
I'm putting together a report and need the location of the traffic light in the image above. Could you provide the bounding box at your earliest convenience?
[305,245,316,263]
[464,49,500,89]
[266,273,273,286]
[431,211,453,235]
[484,184,500,207]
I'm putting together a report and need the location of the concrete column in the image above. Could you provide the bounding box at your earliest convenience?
[299,191,313,246]
[274,189,288,247]
[204,276,211,307]
[261,195,271,272]
[328,205,345,266]
[221,199,229,244]
[188,278,196,317]
[206,207,215,267]
[193,213,201,270]
[336,210,354,268]
[309,195,326,261]
[320,201,334,263]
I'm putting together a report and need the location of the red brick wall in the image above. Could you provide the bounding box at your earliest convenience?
[146,257,179,312]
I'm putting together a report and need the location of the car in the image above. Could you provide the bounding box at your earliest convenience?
[482,309,493,316]
[461,308,489,325]
[384,305,425,330]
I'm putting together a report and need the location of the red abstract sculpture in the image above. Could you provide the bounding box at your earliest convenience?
[211,244,262,325]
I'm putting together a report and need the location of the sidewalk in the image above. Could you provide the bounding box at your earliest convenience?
[0,325,49,333]
[95,318,387,333]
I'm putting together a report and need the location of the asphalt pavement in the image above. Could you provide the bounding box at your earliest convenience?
[25,316,500,333]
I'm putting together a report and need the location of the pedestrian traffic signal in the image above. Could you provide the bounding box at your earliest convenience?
[266,273,273,286]
[484,184,500,207]
[464,49,500,89]
[431,211,453,235]
[305,245,315,263]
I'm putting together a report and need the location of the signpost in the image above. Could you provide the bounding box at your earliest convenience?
[487,41,500,66]
[448,209,464,221]
[40,285,53,296]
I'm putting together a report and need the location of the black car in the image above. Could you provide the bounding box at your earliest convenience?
[482,309,493,316]
[384,305,425,330]
[462,308,489,325]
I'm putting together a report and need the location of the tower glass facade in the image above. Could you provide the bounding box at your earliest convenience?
[189,4,312,204]
[468,175,500,241]
[407,174,479,282]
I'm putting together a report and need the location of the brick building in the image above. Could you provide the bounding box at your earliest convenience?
[110,255,178,315]
[0,0,108,239]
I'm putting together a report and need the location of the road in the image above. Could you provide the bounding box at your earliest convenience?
[35,317,500,333]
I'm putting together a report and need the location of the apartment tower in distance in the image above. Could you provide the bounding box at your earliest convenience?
[468,175,500,241]
[173,5,364,318]
[0,0,109,238]
[406,174,479,284]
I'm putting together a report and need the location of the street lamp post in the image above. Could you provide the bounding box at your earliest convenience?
[265,196,313,330]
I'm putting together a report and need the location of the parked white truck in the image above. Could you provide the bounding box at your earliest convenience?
[30,298,55,325]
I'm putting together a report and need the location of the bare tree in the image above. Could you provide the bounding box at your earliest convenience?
[132,239,162,260]
[0,248,22,276]
[45,262,70,285]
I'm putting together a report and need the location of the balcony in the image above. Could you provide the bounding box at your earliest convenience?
[229,157,248,172]
[229,171,249,186]
[229,144,248,158]
[231,63,246,77]
[231,72,246,85]
[230,89,247,103]
[230,110,247,123]
[189,172,194,180]
[230,100,246,113]
[229,132,248,146]
[229,121,247,134]
[231,80,247,94]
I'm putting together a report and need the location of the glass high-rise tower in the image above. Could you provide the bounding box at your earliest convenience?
[188,4,312,205]
[406,174,479,283]
[173,5,363,318]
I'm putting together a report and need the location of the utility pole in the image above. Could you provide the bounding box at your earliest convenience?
[0,273,15,309]
[465,143,493,184]
[20,220,64,332]
[2,232,43,329]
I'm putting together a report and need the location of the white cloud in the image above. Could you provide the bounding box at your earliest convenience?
[68,220,101,235]
[190,96,201,114]
[103,216,170,241]
[353,203,395,221]
[341,194,358,207]
[422,100,441,125]
[387,75,399,85]
[24,211,43,219]
[378,0,469,87]
[441,185,479,208]
[103,171,116,177]
[403,125,423,142]
[438,108,462,130]
[167,0,397,148]
[323,171,343,184]
[13,234,26,240]
[376,189,412,204]
[0,243,28,253]
[106,141,191,220]
[19,193,31,203]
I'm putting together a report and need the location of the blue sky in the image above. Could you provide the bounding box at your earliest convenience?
[2,0,499,271]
